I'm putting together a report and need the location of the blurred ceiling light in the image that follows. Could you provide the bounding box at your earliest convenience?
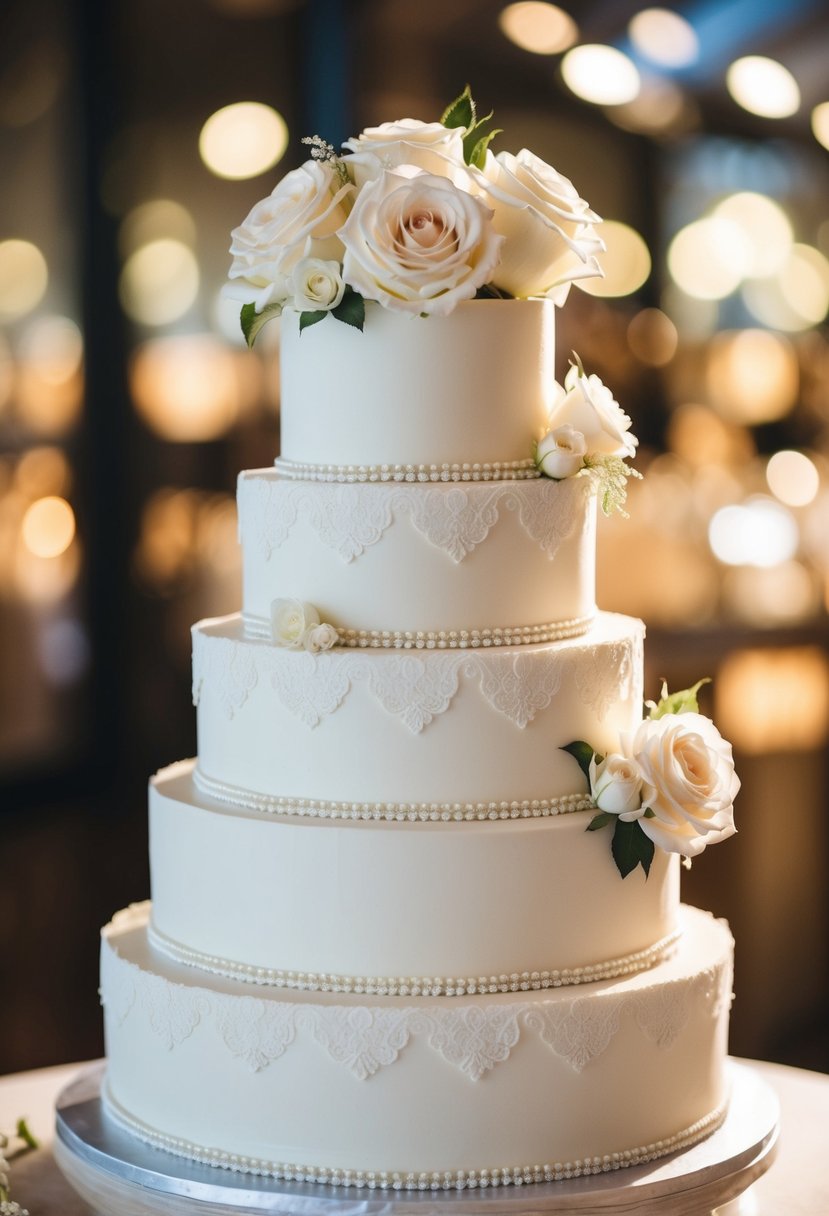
[660,284,718,339]
[13,538,80,604]
[709,496,797,567]
[19,315,84,382]
[812,101,829,151]
[668,403,741,468]
[130,335,242,441]
[743,244,829,332]
[726,56,799,119]
[199,101,288,180]
[0,240,48,320]
[716,647,829,752]
[119,239,200,326]
[561,45,640,106]
[15,446,71,499]
[628,8,698,68]
[21,495,75,558]
[667,217,750,300]
[119,199,197,259]
[16,315,85,434]
[766,450,820,508]
[607,75,693,136]
[577,221,650,297]
[706,329,797,424]
[627,307,678,366]
[498,2,577,54]
[712,192,792,277]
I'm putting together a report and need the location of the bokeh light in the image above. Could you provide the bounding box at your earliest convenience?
[199,101,289,180]
[129,335,242,441]
[726,56,799,119]
[667,217,751,300]
[119,239,200,326]
[607,76,694,137]
[21,495,76,559]
[16,315,85,434]
[709,497,798,568]
[0,240,49,320]
[627,308,678,367]
[712,193,792,278]
[766,451,820,508]
[577,221,650,297]
[812,102,829,151]
[119,200,197,259]
[717,648,829,752]
[561,45,640,106]
[706,329,798,424]
[14,446,72,498]
[498,3,577,54]
[628,8,698,68]
[743,245,829,331]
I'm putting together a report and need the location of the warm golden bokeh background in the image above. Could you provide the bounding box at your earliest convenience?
[1,0,828,1074]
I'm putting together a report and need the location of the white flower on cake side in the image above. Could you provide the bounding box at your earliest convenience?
[0,1119,37,1216]
[564,681,740,878]
[534,358,641,515]
[271,599,339,653]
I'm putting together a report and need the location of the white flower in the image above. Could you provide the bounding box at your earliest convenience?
[343,120,465,189]
[535,424,587,479]
[340,167,503,316]
[546,366,638,460]
[271,598,320,649]
[624,713,740,859]
[469,148,604,302]
[303,622,339,653]
[589,752,644,816]
[291,258,345,312]
[225,160,353,313]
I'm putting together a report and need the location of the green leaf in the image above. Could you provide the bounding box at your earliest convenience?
[569,349,586,378]
[648,677,711,719]
[475,282,514,300]
[298,309,328,333]
[441,85,475,130]
[587,811,615,832]
[561,740,596,786]
[332,286,365,331]
[240,301,282,348]
[611,819,655,878]
[15,1117,38,1151]
[468,126,502,169]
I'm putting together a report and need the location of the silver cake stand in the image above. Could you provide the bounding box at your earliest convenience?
[54,1060,779,1216]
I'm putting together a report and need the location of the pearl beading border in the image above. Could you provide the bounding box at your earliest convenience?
[273,457,540,483]
[147,918,682,996]
[102,1084,727,1191]
[191,766,594,823]
[241,611,594,648]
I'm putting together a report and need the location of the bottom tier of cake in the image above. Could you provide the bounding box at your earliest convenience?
[100,903,733,1189]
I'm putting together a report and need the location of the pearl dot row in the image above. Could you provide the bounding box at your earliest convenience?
[274,458,540,484]
[337,618,591,649]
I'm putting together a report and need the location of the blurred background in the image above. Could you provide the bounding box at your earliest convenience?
[1,0,828,1076]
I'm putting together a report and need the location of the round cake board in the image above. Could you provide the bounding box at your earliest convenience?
[54,1060,778,1216]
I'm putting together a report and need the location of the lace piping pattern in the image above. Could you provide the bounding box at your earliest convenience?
[147,918,683,997]
[241,612,594,648]
[272,457,540,484]
[102,1086,727,1191]
[191,622,643,734]
[238,474,591,566]
[191,765,593,822]
[101,914,732,1083]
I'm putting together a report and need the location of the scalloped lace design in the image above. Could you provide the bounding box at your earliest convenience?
[101,928,731,1083]
[238,476,591,567]
[192,625,643,735]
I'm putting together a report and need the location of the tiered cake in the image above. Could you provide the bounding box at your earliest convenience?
[99,98,738,1189]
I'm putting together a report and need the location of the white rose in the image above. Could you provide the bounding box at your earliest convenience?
[343,120,465,189]
[225,160,353,313]
[535,424,587,479]
[303,622,339,654]
[271,598,320,649]
[589,752,644,816]
[546,367,638,460]
[340,167,503,317]
[627,713,740,859]
[291,258,345,312]
[469,148,604,302]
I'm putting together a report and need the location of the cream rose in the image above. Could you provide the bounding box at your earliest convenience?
[469,149,604,302]
[303,622,339,654]
[225,161,352,313]
[343,119,466,189]
[340,167,503,316]
[271,598,320,649]
[291,258,345,312]
[535,424,587,479]
[626,713,740,858]
[589,752,644,816]
[546,366,638,460]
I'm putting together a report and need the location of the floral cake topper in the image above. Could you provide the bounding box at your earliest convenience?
[225,86,603,343]
[564,680,740,878]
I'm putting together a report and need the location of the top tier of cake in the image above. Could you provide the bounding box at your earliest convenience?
[278,299,554,472]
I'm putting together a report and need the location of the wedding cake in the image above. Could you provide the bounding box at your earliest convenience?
[99,92,739,1189]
